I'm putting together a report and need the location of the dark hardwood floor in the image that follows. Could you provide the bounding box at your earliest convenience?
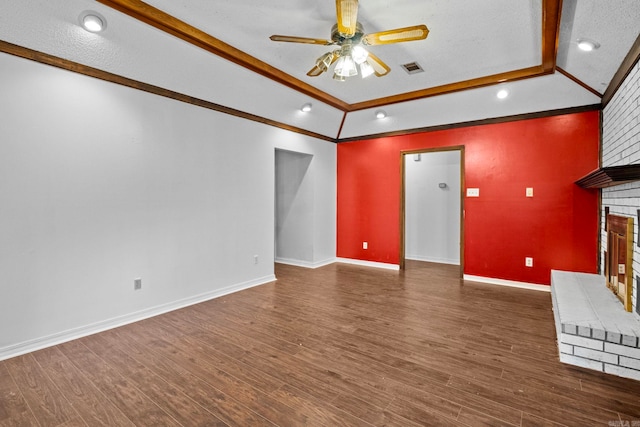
[2,261,640,426]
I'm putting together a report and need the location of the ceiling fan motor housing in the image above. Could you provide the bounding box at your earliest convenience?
[331,23,364,45]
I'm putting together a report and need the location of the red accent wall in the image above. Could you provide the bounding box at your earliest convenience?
[337,111,600,285]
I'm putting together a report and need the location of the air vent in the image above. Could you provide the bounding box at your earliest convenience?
[401,62,424,75]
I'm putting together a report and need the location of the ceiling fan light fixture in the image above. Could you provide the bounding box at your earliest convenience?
[335,55,357,77]
[360,61,374,78]
[316,52,334,71]
[577,38,600,52]
[334,56,346,75]
[351,45,369,64]
[270,0,428,82]
[301,103,312,112]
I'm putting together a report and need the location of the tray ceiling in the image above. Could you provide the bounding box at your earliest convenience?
[137,0,543,106]
[0,0,638,139]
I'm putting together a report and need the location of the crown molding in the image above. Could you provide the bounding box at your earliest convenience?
[0,40,336,143]
[556,67,603,98]
[602,32,640,108]
[337,104,602,143]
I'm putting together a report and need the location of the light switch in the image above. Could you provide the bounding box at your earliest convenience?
[466,188,480,197]
[526,187,534,197]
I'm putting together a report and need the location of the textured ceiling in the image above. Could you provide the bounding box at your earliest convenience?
[143,0,542,105]
[557,0,640,94]
[0,0,638,139]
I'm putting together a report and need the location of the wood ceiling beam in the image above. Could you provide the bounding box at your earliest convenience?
[542,0,562,73]
[349,0,562,111]
[556,67,603,98]
[96,0,350,111]
[348,65,550,111]
[98,0,563,113]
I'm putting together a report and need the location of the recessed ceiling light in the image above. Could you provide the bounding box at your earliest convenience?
[79,11,106,33]
[300,103,312,113]
[375,110,387,119]
[577,38,600,52]
[496,89,509,99]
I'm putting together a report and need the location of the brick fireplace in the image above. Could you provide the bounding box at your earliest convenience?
[550,213,640,380]
[556,54,640,380]
[551,270,640,380]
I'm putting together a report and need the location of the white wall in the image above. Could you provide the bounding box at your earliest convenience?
[601,59,640,317]
[0,52,336,359]
[404,151,461,265]
[340,73,601,139]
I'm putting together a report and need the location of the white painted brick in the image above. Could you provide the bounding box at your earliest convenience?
[620,355,640,371]
[604,342,640,359]
[571,57,640,376]
[561,333,604,351]
[560,353,604,371]
[573,346,619,364]
[578,326,591,337]
[604,363,640,381]
[606,331,622,344]
[559,343,573,354]
[622,334,639,348]
[562,324,577,335]
[592,328,606,341]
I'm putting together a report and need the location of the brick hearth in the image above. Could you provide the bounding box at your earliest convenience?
[551,270,640,381]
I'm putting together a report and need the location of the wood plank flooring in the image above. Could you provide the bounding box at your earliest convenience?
[2,260,640,426]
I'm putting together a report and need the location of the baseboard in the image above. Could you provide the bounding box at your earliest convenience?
[0,274,276,362]
[275,257,337,269]
[405,255,460,265]
[336,257,400,271]
[464,274,550,292]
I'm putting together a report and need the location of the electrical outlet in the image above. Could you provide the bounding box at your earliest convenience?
[254,255,259,264]
[134,278,142,290]
[525,257,533,267]
[466,188,480,197]
[526,187,534,197]
[363,242,368,250]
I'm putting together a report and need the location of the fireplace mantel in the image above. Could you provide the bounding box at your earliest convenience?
[576,164,640,188]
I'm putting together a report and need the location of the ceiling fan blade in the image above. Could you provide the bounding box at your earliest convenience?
[365,52,391,77]
[270,35,334,45]
[363,24,429,45]
[336,0,359,37]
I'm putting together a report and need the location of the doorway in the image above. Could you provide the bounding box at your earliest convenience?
[274,149,314,266]
[400,147,464,276]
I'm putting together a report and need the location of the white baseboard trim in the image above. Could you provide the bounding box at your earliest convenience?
[406,255,460,265]
[336,257,400,271]
[0,274,276,362]
[463,274,550,292]
[275,257,337,269]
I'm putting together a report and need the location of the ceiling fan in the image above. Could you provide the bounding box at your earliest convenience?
[269,0,429,81]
